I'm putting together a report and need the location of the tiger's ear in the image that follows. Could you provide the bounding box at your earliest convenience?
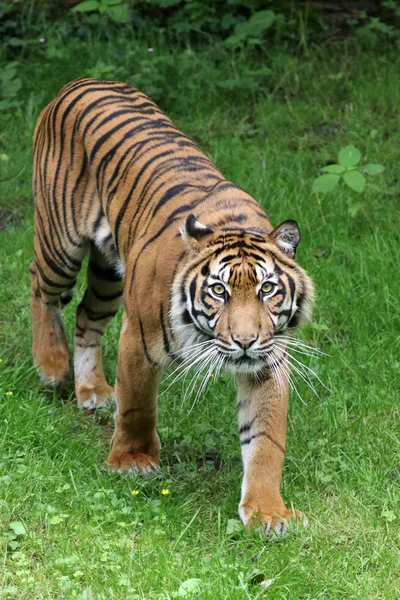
[270,220,300,258]
[181,214,213,251]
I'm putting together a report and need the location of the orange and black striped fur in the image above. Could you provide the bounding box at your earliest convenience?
[31,78,314,533]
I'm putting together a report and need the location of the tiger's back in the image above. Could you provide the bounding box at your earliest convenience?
[34,78,264,265]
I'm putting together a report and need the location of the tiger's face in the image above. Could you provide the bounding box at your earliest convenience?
[171,215,314,374]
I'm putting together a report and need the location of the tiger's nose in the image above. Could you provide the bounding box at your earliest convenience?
[231,335,258,350]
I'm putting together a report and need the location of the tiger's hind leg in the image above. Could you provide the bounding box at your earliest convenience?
[30,256,82,386]
[74,243,124,409]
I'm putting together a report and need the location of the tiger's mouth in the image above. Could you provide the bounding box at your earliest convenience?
[221,350,267,374]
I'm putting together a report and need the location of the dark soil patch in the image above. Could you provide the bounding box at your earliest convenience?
[0,207,21,230]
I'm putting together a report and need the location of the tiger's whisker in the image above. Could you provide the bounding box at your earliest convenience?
[161,346,216,394]
[276,336,329,356]
[189,352,221,414]
[184,349,219,409]
[272,347,321,401]
[278,346,330,393]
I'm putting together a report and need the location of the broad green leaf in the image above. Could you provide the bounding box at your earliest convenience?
[343,170,365,193]
[247,10,277,33]
[338,145,361,167]
[321,164,345,174]
[107,4,129,22]
[348,200,362,218]
[226,518,242,534]
[101,0,122,5]
[8,541,19,550]
[363,163,385,175]
[381,510,396,522]
[9,521,26,535]
[72,1,100,12]
[228,10,276,44]
[177,578,202,596]
[312,174,340,193]
[48,515,63,525]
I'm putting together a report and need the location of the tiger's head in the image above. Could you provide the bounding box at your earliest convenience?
[171,214,315,374]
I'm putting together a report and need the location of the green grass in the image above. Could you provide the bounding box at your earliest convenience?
[0,36,399,599]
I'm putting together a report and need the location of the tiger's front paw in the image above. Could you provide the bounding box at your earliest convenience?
[107,451,159,475]
[239,490,307,536]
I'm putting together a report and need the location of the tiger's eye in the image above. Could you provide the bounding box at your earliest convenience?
[261,282,274,294]
[212,283,225,296]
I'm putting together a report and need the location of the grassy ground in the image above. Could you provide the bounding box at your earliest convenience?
[0,35,399,599]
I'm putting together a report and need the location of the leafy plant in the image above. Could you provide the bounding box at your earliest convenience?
[225,9,281,47]
[0,61,22,111]
[72,0,129,23]
[312,145,384,195]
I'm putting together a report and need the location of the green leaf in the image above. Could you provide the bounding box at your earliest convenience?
[101,0,122,5]
[227,10,276,44]
[321,164,345,174]
[72,1,100,12]
[177,579,202,596]
[343,170,366,193]
[226,518,242,535]
[8,541,20,550]
[48,515,63,525]
[9,521,26,535]
[348,200,362,218]
[107,4,129,22]
[381,510,396,522]
[363,163,385,175]
[312,174,340,193]
[338,145,361,167]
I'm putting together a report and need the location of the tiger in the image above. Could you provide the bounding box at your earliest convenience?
[30,77,315,535]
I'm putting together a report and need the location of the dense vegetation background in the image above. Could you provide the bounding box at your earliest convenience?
[0,2,399,599]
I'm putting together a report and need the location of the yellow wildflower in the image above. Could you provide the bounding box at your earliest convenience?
[5,391,13,396]
[161,489,170,496]
[0,359,3,363]
[131,490,140,496]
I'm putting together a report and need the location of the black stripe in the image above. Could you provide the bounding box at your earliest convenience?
[138,319,160,368]
[114,148,177,251]
[239,417,256,434]
[88,327,105,335]
[240,431,268,445]
[80,306,119,322]
[34,257,70,290]
[240,431,285,454]
[89,286,123,302]
[160,302,171,355]
[89,261,123,282]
